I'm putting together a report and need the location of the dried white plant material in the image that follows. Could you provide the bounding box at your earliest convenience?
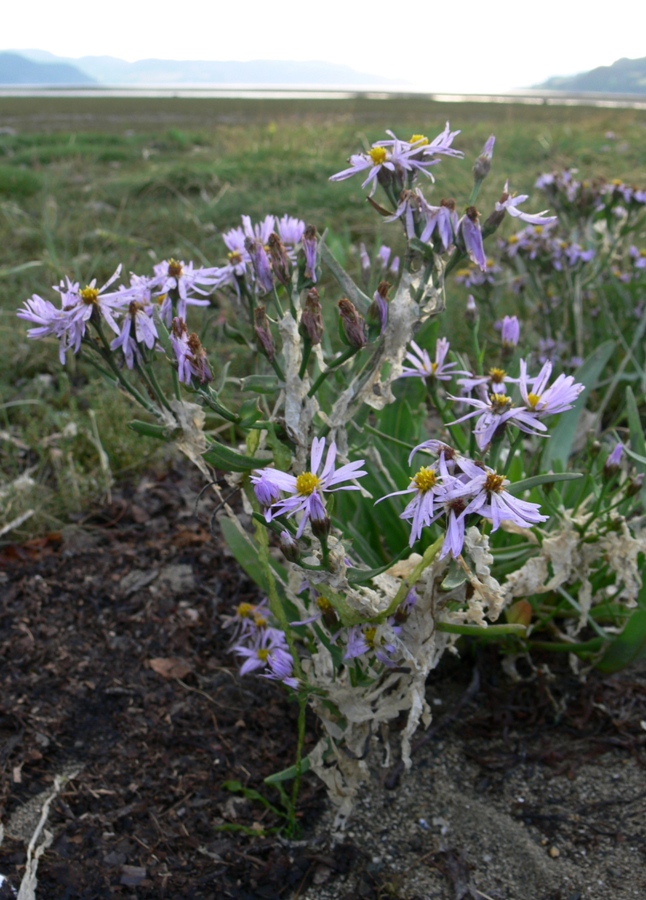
[15,764,82,900]
[279,312,318,449]
[386,553,424,580]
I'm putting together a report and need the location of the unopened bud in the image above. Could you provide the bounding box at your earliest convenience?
[279,530,300,562]
[254,305,275,361]
[367,281,389,335]
[465,295,479,327]
[501,314,520,349]
[603,442,623,478]
[267,232,291,288]
[625,473,644,497]
[301,224,318,284]
[311,513,331,539]
[245,237,274,294]
[473,135,495,183]
[338,298,367,349]
[507,599,532,628]
[300,287,324,345]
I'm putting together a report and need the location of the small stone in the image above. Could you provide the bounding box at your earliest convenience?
[549,846,560,858]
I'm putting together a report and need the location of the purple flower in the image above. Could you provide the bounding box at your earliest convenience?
[301,225,318,283]
[518,359,584,417]
[151,259,215,324]
[458,207,487,271]
[449,460,548,532]
[473,135,495,182]
[399,337,467,383]
[376,463,447,547]
[170,317,212,384]
[110,301,158,367]
[448,390,546,451]
[245,237,274,294]
[495,181,557,226]
[250,437,367,538]
[277,214,305,250]
[501,315,520,349]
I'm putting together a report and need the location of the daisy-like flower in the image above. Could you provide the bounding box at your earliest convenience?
[17,293,80,364]
[377,463,447,547]
[151,259,215,324]
[251,437,367,538]
[458,366,518,396]
[495,181,558,226]
[448,390,546,451]
[448,459,548,532]
[242,214,275,244]
[276,214,305,251]
[233,628,298,688]
[344,624,398,666]
[170,317,212,384]
[399,337,467,383]
[518,359,584,417]
[60,266,126,336]
[329,134,416,196]
[110,300,158,368]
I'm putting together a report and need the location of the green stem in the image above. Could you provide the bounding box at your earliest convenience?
[307,346,358,398]
[298,338,312,380]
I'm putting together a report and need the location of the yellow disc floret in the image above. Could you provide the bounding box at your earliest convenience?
[484,472,505,494]
[167,258,183,278]
[364,627,377,649]
[489,367,506,383]
[296,471,321,496]
[409,134,429,146]
[412,466,437,493]
[490,393,512,411]
[368,146,388,165]
[79,286,99,305]
[526,392,540,409]
[257,648,270,662]
[236,602,255,619]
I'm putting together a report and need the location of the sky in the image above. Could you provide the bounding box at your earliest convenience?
[5,0,646,93]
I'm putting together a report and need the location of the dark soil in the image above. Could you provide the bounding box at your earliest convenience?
[1,463,645,899]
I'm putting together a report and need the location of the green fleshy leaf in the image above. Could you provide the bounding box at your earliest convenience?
[203,441,269,472]
[595,609,646,674]
[264,755,312,785]
[319,242,372,313]
[127,419,177,440]
[506,471,582,495]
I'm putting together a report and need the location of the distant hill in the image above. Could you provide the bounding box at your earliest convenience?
[5,50,397,86]
[538,56,646,93]
[0,51,95,85]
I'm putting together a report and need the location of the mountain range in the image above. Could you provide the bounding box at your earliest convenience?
[536,56,646,94]
[0,49,395,86]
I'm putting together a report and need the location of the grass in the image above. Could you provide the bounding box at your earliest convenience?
[2,95,646,538]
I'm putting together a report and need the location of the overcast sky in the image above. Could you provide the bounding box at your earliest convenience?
[6,0,646,93]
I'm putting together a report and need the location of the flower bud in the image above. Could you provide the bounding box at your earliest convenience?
[254,305,275,362]
[311,513,331,539]
[367,281,389,335]
[473,135,495,183]
[625,473,644,497]
[338,298,367,349]
[501,315,520,349]
[300,288,324,345]
[245,237,274,294]
[603,442,623,479]
[279,530,300,562]
[465,294,479,327]
[267,232,291,289]
[301,224,318,284]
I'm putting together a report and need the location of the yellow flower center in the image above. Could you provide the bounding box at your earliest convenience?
[490,393,512,411]
[412,466,437,493]
[317,597,333,612]
[228,251,242,265]
[430,361,439,374]
[640,250,646,258]
[257,648,270,662]
[534,226,543,235]
[168,259,183,278]
[157,293,167,305]
[237,602,255,618]
[489,367,506,383]
[507,234,519,244]
[409,134,428,146]
[253,614,268,628]
[364,627,377,648]
[484,472,505,494]
[526,392,540,409]
[79,286,99,304]
[368,146,388,165]
[296,471,321,496]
